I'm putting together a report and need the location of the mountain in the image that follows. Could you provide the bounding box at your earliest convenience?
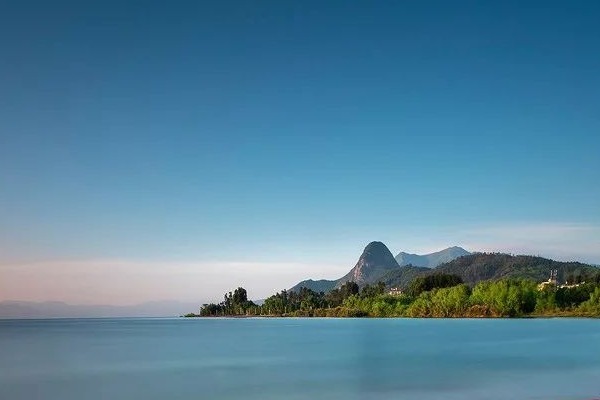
[291,242,470,293]
[290,242,399,292]
[0,300,199,319]
[291,241,400,292]
[336,241,400,286]
[395,246,470,268]
[290,242,599,294]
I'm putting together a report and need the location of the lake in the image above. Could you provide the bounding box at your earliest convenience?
[1,318,599,399]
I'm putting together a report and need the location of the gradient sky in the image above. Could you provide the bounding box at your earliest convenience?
[1,1,599,305]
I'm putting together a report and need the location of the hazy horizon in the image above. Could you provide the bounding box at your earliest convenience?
[1,1,599,307]
[2,238,599,306]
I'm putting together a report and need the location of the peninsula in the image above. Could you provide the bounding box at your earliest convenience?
[187,242,600,318]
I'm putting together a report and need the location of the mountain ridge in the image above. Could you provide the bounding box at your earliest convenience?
[291,243,599,294]
[395,246,471,268]
[433,252,599,285]
[291,243,470,293]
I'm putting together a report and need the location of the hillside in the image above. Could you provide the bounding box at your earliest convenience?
[433,253,599,285]
[291,243,470,293]
[289,279,336,294]
[291,242,400,292]
[291,243,599,294]
[335,241,400,287]
[381,253,599,289]
[377,265,432,289]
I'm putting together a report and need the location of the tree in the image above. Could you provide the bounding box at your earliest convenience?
[579,287,600,314]
[470,279,536,317]
[339,281,359,298]
[407,274,463,297]
[233,287,248,306]
[361,282,386,298]
[555,284,595,308]
[535,286,557,313]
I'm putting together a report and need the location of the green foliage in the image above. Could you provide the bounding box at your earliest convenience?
[193,278,600,318]
[565,271,598,285]
[470,279,537,317]
[232,287,248,305]
[325,281,360,307]
[406,284,471,317]
[377,266,431,290]
[534,287,557,314]
[343,292,412,317]
[579,287,600,314]
[262,287,328,315]
[555,284,596,308]
[199,302,224,316]
[407,273,463,297]
[436,252,599,285]
[360,282,386,298]
[406,291,434,317]
[199,287,257,316]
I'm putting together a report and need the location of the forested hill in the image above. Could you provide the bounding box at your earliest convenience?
[377,266,432,289]
[357,253,599,290]
[290,242,467,293]
[290,244,600,294]
[432,253,599,285]
[193,252,600,318]
[290,241,399,293]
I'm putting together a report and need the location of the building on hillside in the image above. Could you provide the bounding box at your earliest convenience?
[537,269,559,290]
[537,269,588,291]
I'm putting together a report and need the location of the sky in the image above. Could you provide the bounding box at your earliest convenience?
[1,1,599,305]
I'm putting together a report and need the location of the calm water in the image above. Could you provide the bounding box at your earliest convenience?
[1,318,599,400]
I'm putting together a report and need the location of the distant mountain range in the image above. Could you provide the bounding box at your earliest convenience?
[291,243,471,293]
[395,246,471,268]
[291,241,599,293]
[0,300,198,319]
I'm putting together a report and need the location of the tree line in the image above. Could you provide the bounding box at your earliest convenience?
[188,272,600,318]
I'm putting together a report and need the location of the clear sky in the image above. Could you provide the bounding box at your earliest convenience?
[1,1,599,305]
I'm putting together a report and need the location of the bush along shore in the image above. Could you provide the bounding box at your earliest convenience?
[186,273,600,318]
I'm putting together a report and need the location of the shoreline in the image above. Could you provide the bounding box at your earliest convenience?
[183,313,600,319]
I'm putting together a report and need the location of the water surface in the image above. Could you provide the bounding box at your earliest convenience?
[1,318,599,399]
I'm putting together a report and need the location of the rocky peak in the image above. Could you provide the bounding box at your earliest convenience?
[338,241,400,286]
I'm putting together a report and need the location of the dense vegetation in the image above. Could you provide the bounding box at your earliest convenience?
[191,287,261,317]
[188,272,600,318]
[406,273,464,297]
[432,253,599,286]
[324,253,600,293]
[289,252,599,294]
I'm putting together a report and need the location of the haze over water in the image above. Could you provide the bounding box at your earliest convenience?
[1,318,599,400]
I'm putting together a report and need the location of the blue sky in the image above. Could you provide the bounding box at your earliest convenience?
[1,1,599,304]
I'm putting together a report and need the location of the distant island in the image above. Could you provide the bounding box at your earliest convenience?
[186,242,600,318]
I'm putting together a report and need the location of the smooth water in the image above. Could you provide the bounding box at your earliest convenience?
[1,318,599,400]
